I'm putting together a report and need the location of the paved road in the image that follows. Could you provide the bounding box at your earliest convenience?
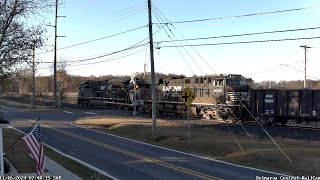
[1,107,288,180]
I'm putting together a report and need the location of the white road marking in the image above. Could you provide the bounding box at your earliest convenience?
[63,111,73,114]
[70,123,290,177]
[0,106,21,112]
[11,126,118,180]
[84,112,97,115]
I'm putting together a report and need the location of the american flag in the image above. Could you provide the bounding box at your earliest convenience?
[22,124,45,175]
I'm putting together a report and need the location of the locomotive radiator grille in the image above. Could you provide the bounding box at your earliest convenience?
[228,92,248,102]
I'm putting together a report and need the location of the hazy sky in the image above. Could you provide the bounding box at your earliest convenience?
[35,0,320,82]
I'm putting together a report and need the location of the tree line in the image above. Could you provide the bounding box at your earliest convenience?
[253,80,320,89]
[1,68,320,97]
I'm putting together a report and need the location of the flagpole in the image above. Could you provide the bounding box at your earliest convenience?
[5,118,40,153]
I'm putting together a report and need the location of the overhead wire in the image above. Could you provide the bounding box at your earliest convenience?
[280,64,319,79]
[160,36,320,48]
[238,100,293,163]
[156,26,320,43]
[153,8,205,75]
[153,5,246,154]
[152,4,300,154]
[65,24,165,65]
[113,7,148,24]
[114,2,146,14]
[68,47,147,72]
[154,5,320,24]
[113,3,147,20]
[243,60,302,76]
[37,25,148,55]
[41,33,151,65]
[152,5,216,74]
[67,25,165,71]
[152,10,195,75]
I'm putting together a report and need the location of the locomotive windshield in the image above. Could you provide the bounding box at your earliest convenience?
[226,75,247,85]
[226,79,247,85]
[226,79,238,85]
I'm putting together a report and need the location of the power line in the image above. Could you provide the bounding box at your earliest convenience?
[65,25,165,64]
[40,36,149,64]
[155,5,320,24]
[113,4,147,20]
[41,25,165,67]
[244,61,300,76]
[156,26,320,43]
[152,12,195,75]
[37,25,147,55]
[152,5,215,73]
[243,60,313,76]
[114,2,146,14]
[160,36,320,48]
[281,64,318,79]
[66,43,147,63]
[72,47,147,67]
[113,7,148,24]
[39,44,146,64]
[153,10,203,75]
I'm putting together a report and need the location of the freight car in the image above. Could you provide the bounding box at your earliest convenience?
[250,89,320,126]
[77,74,251,119]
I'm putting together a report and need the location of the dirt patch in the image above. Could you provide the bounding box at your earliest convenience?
[75,116,175,128]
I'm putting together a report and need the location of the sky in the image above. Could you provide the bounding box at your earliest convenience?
[33,0,320,82]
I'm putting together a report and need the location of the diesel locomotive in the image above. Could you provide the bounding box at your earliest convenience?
[77,74,250,119]
[77,74,320,126]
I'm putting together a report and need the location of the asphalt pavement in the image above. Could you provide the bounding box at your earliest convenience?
[1,107,289,180]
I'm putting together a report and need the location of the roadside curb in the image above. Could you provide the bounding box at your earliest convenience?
[71,123,291,177]
[10,126,118,180]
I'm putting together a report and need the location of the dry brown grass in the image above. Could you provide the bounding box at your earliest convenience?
[75,116,175,128]
[0,98,52,110]
[76,115,320,176]
[3,128,37,173]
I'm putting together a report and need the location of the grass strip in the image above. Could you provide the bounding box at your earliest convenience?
[79,121,320,176]
[44,146,112,180]
[3,128,36,173]
[4,128,111,179]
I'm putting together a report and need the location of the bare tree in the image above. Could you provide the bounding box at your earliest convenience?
[10,67,32,95]
[0,0,51,78]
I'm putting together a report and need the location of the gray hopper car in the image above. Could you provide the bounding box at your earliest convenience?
[250,89,320,126]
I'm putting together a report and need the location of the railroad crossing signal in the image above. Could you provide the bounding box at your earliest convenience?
[180,87,196,107]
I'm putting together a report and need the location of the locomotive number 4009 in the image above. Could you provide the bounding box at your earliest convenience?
[213,88,223,93]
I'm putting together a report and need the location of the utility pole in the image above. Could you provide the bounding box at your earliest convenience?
[32,43,36,109]
[53,0,65,107]
[147,0,157,136]
[300,45,312,88]
[53,0,58,107]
